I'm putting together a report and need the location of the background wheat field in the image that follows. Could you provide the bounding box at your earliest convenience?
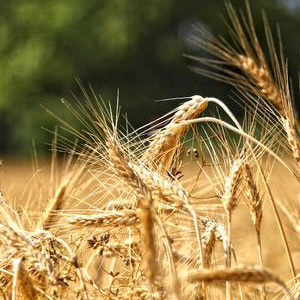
[2,2,300,300]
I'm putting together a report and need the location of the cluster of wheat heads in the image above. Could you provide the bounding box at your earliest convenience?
[2,2,300,300]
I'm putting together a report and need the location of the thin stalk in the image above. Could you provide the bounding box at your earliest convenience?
[258,165,296,280]
[155,215,181,300]
[226,211,232,300]
[256,230,266,300]
[179,117,295,177]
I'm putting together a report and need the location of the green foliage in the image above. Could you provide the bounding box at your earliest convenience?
[0,0,299,155]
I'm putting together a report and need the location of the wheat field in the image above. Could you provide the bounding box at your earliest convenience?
[1,2,300,300]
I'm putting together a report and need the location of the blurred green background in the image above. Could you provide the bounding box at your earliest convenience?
[1,0,300,156]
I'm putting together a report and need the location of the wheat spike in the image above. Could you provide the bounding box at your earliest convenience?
[67,210,139,228]
[106,136,148,200]
[186,266,284,286]
[282,117,300,169]
[244,164,263,231]
[41,177,70,230]
[12,258,38,300]
[222,155,244,215]
[0,224,57,285]
[139,198,158,284]
[238,55,284,113]
[143,95,208,172]
[203,222,217,268]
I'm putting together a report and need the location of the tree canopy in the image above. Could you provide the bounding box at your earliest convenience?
[0,0,299,155]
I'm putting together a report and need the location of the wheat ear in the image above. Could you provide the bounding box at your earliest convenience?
[12,258,38,300]
[282,117,300,169]
[222,155,243,266]
[106,136,148,200]
[107,136,159,285]
[243,163,265,299]
[139,198,158,284]
[129,161,204,268]
[244,164,263,233]
[67,210,139,228]
[238,55,284,113]
[202,221,217,268]
[185,266,293,300]
[222,154,244,300]
[186,266,295,300]
[143,95,207,172]
[257,164,296,279]
[0,225,57,285]
[41,177,70,230]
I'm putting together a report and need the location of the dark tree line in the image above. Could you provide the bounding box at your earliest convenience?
[0,0,299,155]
